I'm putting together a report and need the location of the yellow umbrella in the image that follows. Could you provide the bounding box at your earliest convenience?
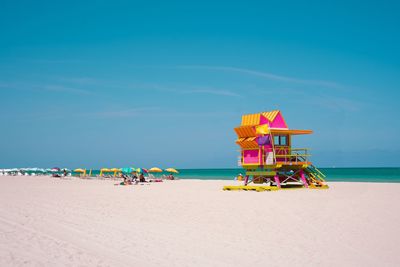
[100,168,111,176]
[149,167,163,173]
[110,168,121,177]
[165,168,179,174]
[74,168,86,177]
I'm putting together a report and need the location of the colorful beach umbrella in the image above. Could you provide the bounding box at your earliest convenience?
[165,168,179,174]
[136,168,148,173]
[100,168,111,176]
[110,168,121,176]
[148,167,163,173]
[74,168,85,173]
[121,167,133,174]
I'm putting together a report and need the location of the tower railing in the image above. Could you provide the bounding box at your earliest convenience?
[274,148,311,163]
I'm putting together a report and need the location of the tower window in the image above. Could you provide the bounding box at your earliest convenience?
[273,135,288,146]
[273,136,280,145]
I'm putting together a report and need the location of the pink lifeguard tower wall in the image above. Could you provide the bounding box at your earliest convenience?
[259,115,269,125]
[243,150,259,164]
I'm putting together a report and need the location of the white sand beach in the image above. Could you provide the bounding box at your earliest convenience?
[0,176,399,267]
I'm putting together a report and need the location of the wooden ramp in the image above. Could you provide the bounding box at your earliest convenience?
[223,185,280,192]
[223,184,329,192]
[308,184,329,190]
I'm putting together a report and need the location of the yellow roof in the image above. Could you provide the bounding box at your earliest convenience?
[261,110,280,122]
[241,110,282,126]
[241,113,261,126]
[234,125,256,138]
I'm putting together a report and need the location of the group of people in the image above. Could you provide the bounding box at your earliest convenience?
[120,173,146,185]
[119,172,175,185]
[52,169,69,178]
[165,174,175,180]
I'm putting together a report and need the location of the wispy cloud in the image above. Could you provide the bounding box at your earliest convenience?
[85,107,160,118]
[51,73,244,97]
[309,95,362,112]
[176,65,346,89]
[55,77,99,85]
[135,84,242,97]
[45,107,236,120]
[182,88,241,97]
[8,106,161,121]
[43,85,93,95]
[0,81,94,96]
[0,82,17,89]
[285,92,362,112]
[28,59,87,64]
[81,106,237,119]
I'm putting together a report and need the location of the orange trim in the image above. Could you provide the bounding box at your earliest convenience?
[271,129,313,135]
[236,137,259,149]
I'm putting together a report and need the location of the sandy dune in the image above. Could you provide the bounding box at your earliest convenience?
[0,176,399,267]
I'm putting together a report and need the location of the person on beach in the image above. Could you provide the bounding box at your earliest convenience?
[120,175,132,185]
[139,173,146,183]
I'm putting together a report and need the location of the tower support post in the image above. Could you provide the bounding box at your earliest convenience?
[274,172,281,188]
[244,175,249,186]
[300,169,308,188]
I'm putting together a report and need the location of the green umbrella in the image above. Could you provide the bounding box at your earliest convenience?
[121,167,132,174]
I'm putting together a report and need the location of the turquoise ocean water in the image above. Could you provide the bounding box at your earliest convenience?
[85,168,400,183]
[177,168,400,182]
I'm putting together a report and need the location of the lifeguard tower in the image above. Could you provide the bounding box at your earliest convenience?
[224,110,327,191]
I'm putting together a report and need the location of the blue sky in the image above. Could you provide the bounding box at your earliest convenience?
[1,0,399,168]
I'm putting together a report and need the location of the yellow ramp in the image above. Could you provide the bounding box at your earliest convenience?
[223,185,280,192]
